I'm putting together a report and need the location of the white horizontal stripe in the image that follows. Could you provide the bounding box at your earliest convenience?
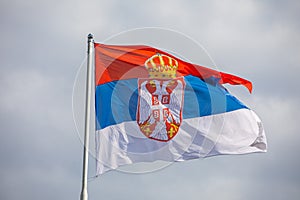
[95,108,267,175]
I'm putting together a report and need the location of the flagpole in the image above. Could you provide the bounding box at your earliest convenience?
[80,33,94,200]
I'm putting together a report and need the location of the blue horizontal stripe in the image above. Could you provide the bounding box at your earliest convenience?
[95,75,247,130]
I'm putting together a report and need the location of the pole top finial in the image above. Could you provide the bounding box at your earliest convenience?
[88,33,93,41]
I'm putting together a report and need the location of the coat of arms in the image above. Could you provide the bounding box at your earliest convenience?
[137,53,185,142]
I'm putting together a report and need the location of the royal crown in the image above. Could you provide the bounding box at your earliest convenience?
[144,53,178,78]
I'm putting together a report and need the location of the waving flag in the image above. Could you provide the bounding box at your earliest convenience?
[94,43,267,175]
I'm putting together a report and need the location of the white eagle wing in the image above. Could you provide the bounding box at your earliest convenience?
[138,81,152,124]
[168,80,183,124]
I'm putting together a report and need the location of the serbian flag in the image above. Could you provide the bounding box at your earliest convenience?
[94,43,267,175]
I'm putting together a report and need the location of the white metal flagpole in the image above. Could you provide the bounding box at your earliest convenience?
[80,33,94,200]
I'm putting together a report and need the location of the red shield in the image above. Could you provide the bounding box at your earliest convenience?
[137,77,185,142]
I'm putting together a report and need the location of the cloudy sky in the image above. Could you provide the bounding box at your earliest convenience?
[1,0,299,199]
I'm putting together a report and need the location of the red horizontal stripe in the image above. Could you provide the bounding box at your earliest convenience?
[94,43,252,93]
